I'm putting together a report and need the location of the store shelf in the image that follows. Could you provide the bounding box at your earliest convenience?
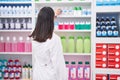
[64,53,91,56]
[54,30,91,32]
[96,6,120,13]
[0,16,32,18]
[0,30,32,32]
[35,1,92,4]
[95,68,120,74]
[0,52,32,55]
[96,38,120,43]
[0,2,32,4]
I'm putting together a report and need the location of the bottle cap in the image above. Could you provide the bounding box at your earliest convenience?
[13,37,16,41]
[69,36,74,39]
[27,37,30,41]
[19,37,23,41]
[71,62,76,64]
[79,7,82,10]
[0,36,4,41]
[61,36,66,39]
[85,36,90,39]
[78,61,82,64]
[85,61,89,64]
[65,61,69,64]
[77,36,82,39]
[74,7,77,10]
[6,37,10,41]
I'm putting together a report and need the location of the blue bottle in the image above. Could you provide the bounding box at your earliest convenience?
[113,29,119,37]
[108,29,113,37]
[96,29,102,37]
[102,29,107,37]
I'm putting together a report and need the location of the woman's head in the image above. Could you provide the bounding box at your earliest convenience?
[30,7,55,42]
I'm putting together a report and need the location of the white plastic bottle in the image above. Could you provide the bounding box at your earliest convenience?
[22,19,26,29]
[0,6,4,16]
[10,19,15,29]
[5,19,9,29]
[27,18,32,29]
[8,6,12,16]
[16,6,20,16]
[12,36,17,52]
[15,19,21,30]
[4,6,8,16]
[0,19,2,29]
[25,37,32,52]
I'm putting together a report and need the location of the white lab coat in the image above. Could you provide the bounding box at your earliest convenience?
[32,33,67,80]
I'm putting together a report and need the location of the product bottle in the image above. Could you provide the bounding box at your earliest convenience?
[65,61,70,80]
[3,59,7,67]
[0,19,3,29]
[25,37,32,52]
[15,70,21,79]
[30,65,32,80]
[77,61,84,80]
[74,7,77,17]
[70,61,77,80]
[4,67,9,80]
[0,67,3,79]
[21,18,26,29]
[5,19,9,29]
[10,18,15,29]
[61,36,66,53]
[0,36,5,52]
[78,7,82,16]
[22,64,26,80]
[27,18,32,29]
[68,36,75,53]
[84,36,91,53]
[69,22,74,30]
[76,36,83,53]
[15,19,21,30]
[64,22,69,30]
[9,69,15,79]
[12,36,17,52]
[5,37,12,52]
[26,65,29,80]
[17,36,25,52]
[84,61,90,80]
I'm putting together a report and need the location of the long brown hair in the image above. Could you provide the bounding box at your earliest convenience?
[30,7,55,42]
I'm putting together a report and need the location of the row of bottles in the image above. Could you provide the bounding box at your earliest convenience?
[61,36,91,53]
[0,0,31,2]
[65,61,90,80]
[35,0,91,2]
[55,21,91,30]
[0,36,32,52]
[96,16,119,37]
[96,0,120,6]
[0,4,32,16]
[35,7,91,17]
[0,59,32,80]
[0,18,32,30]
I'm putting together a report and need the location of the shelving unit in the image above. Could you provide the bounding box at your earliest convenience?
[34,0,94,80]
[93,1,120,80]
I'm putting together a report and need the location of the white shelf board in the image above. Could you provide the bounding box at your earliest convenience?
[35,15,91,18]
[0,30,32,32]
[35,1,92,4]
[0,52,32,55]
[0,16,32,18]
[63,53,91,56]
[0,2,32,4]
[96,6,120,13]
[54,30,91,32]
[95,68,120,74]
[96,38,120,43]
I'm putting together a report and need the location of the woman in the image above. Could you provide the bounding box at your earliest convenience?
[30,7,67,80]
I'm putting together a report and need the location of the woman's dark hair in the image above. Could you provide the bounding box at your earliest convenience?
[30,7,55,42]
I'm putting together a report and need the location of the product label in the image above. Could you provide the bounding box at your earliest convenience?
[0,72,2,77]
[117,77,120,80]
[13,67,16,72]
[4,72,8,78]
[70,68,76,79]
[15,72,20,78]
[10,73,14,78]
[84,67,90,79]
[78,67,83,78]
